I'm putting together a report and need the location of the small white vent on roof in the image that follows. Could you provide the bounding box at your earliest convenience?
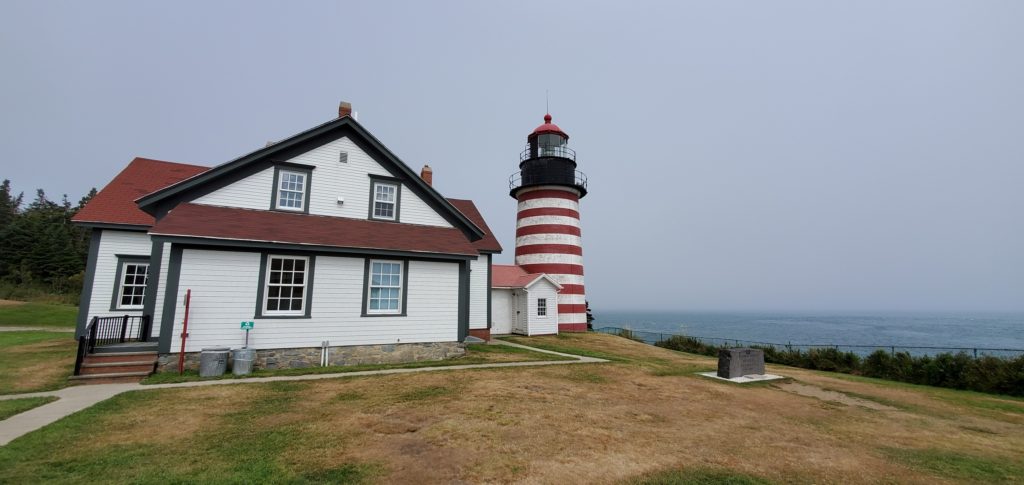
[339,151,348,163]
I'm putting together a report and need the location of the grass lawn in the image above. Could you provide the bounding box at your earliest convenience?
[0,300,78,328]
[0,396,58,421]
[142,343,573,384]
[1,333,1022,483]
[0,331,77,395]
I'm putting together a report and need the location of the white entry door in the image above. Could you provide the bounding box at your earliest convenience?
[512,290,528,335]
[491,290,513,335]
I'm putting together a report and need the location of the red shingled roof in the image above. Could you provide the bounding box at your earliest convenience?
[72,158,209,227]
[150,203,480,256]
[447,198,502,253]
[492,264,547,288]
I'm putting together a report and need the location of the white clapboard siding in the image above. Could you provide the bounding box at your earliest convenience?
[192,137,451,227]
[87,230,152,322]
[193,167,273,210]
[468,255,488,330]
[149,242,171,338]
[169,249,460,352]
[526,280,559,336]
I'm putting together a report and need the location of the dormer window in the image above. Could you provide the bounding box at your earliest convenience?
[272,166,312,213]
[370,179,400,221]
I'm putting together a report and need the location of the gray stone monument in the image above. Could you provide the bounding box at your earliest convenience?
[717,348,765,378]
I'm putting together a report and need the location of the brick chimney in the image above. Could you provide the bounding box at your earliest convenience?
[338,101,352,118]
[420,164,433,186]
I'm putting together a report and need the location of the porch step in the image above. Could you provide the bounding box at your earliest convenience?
[79,360,157,375]
[93,342,158,354]
[83,351,158,365]
[74,350,158,384]
[69,371,152,385]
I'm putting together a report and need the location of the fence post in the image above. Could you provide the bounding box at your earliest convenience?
[890,346,895,357]
[73,336,87,376]
[88,317,99,353]
[119,315,129,343]
[973,348,977,359]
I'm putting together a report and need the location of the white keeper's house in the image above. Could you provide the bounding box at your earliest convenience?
[70,102,589,380]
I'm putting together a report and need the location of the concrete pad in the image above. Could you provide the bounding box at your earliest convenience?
[697,371,786,384]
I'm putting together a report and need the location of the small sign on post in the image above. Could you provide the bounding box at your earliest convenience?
[240,321,254,348]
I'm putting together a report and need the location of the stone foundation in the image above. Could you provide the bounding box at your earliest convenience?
[156,341,465,373]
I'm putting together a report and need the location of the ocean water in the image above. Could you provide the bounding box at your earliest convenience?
[593,310,1024,354]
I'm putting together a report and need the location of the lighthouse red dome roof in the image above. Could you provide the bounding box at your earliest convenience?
[529,113,569,140]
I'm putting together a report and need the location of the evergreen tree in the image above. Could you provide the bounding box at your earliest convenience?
[0,179,23,234]
[0,185,92,294]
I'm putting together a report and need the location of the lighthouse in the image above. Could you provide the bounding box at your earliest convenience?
[509,114,588,332]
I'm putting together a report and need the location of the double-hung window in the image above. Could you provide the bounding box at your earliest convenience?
[367,260,403,314]
[372,182,398,220]
[116,262,149,309]
[276,170,306,211]
[537,298,547,317]
[263,255,308,315]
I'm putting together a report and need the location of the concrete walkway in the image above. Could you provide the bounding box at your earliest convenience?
[0,341,605,446]
[0,326,74,332]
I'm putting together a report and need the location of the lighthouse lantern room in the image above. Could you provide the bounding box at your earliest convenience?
[508,114,589,332]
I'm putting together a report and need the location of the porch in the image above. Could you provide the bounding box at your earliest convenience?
[71,315,158,384]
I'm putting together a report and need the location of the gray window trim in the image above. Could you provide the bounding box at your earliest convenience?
[255,253,316,319]
[270,165,313,214]
[361,258,409,317]
[368,175,401,222]
[110,255,152,312]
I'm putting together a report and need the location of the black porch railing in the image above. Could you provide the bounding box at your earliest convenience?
[509,169,588,193]
[74,315,152,376]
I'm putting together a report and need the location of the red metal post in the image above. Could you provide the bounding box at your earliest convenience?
[178,289,191,375]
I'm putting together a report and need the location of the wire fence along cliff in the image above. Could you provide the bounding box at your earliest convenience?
[594,327,1024,359]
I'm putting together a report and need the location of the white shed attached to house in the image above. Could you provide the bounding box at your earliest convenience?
[491,264,561,336]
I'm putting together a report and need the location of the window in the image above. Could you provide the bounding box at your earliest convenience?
[372,182,398,220]
[263,256,308,315]
[537,298,547,317]
[367,260,403,314]
[276,170,306,211]
[116,262,149,309]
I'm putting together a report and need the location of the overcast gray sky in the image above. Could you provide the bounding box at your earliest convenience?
[2,1,1021,313]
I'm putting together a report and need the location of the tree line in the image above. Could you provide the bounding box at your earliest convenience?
[0,179,97,302]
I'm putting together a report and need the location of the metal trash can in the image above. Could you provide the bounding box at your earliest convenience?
[199,347,229,377]
[232,348,256,376]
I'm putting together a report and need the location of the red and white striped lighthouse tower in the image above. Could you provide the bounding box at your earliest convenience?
[509,114,589,332]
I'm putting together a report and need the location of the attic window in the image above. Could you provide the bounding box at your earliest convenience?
[272,167,311,213]
[371,181,399,221]
[339,151,348,163]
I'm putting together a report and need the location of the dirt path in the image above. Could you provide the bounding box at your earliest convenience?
[776,381,897,411]
[0,300,25,307]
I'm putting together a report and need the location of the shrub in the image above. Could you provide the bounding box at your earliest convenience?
[647,332,1023,397]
